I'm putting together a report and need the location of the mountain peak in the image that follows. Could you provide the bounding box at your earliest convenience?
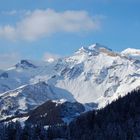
[75,43,113,57]
[88,43,112,51]
[15,59,37,69]
[88,43,102,50]
[121,48,140,61]
[121,48,140,55]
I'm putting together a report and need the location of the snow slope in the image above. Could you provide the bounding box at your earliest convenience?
[121,48,140,61]
[0,81,75,120]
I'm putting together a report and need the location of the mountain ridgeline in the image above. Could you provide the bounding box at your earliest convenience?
[0,43,140,121]
[0,43,140,140]
[0,89,140,140]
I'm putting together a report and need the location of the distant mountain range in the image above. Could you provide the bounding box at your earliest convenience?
[0,43,140,122]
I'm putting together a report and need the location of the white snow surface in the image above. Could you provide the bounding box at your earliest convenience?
[121,48,140,61]
[0,43,140,119]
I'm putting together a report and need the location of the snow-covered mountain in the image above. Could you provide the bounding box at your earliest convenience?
[0,82,75,120]
[0,43,140,120]
[121,48,140,61]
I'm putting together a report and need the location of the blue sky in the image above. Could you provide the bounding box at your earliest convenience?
[0,0,140,69]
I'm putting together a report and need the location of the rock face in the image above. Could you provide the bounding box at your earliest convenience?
[0,43,140,120]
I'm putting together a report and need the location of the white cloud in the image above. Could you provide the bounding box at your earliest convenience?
[1,10,17,16]
[1,10,30,16]
[0,25,17,40]
[0,53,21,69]
[43,52,60,62]
[0,9,103,41]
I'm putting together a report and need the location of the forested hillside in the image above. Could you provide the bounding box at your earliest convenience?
[69,89,140,140]
[0,89,140,140]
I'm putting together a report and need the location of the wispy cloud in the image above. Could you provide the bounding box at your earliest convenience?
[1,10,30,16]
[0,9,103,41]
[1,10,17,16]
[43,52,60,62]
[0,53,21,69]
